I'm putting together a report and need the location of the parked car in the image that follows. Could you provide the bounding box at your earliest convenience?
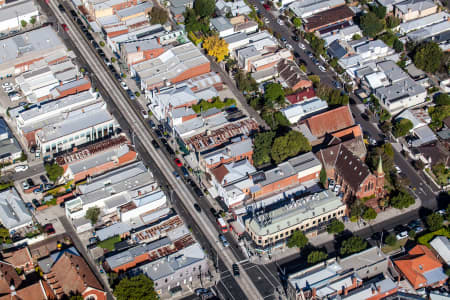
[26,178,34,187]
[103,57,111,66]
[33,188,43,194]
[121,81,129,90]
[151,139,160,149]
[181,166,189,177]
[141,109,148,119]
[25,202,34,211]
[40,175,48,184]
[126,89,135,100]
[396,231,408,240]
[8,92,21,101]
[263,3,270,10]
[15,165,28,172]
[172,171,180,179]
[219,234,229,247]
[298,43,306,50]
[61,24,69,31]
[58,4,66,12]
[22,181,29,190]
[286,43,293,50]
[174,158,182,167]
[194,203,202,212]
[318,65,326,72]
[2,82,11,89]
[44,223,55,235]
[195,288,209,296]
[32,199,40,208]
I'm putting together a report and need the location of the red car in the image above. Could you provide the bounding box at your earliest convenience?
[43,223,55,235]
[61,24,68,31]
[263,4,270,10]
[174,158,182,167]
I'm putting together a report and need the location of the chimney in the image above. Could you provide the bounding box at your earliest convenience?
[59,81,63,86]
[312,288,316,297]
[377,285,381,293]
[137,46,141,52]
[372,287,376,295]
[352,277,357,286]
[72,147,78,152]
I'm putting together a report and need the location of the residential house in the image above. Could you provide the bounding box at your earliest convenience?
[167,0,193,22]
[430,236,450,265]
[38,246,106,299]
[1,246,34,274]
[321,24,362,47]
[0,0,39,32]
[56,135,138,182]
[395,109,437,147]
[288,0,345,18]
[287,247,392,300]
[128,243,209,295]
[245,189,346,247]
[407,18,450,43]
[398,12,450,34]
[35,101,117,156]
[200,137,253,170]
[376,0,405,12]
[277,59,313,91]
[286,88,316,105]
[281,97,328,124]
[233,19,258,34]
[116,2,152,22]
[338,274,398,300]
[0,117,22,164]
[394,244,448,289]
[106,24,165,52]
[88,0,138,20]
[0,26,69,77]
[0,188,32,233]
[303,5,354,33]
[120,38,165,68]
[216,0,252,17]
[394,0,437,22]
[210,17,235,38]
[131,42,210,91]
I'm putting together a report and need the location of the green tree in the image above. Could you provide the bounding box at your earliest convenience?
[253,131,276,166]
[386,15,401,28]
[319,167,327,187]
[21,20,27,27]
[287,230,308,249]
[390,189,415,209]
[352,33,361,40]
[307,251,328,264]
[363,207,377,221]
[393,118,413,137]
[435,93,450,106]
[428,105,450,130]
[340,236,367,256]
[265,83,285,106]
[45,163,64,182]
[234,70,257,92]
[0,227,11,244]
[360,12,384,38]
[408,230,416,239]
[327,219,345,234]
[149,7,168,24]
[292,17,302,28]
[379,31,397,47]
[385,233,397,246]
[393,39,404,53]
[30,16,37,25]
[70,296,84,300]
[413,42,443,73]
[194,0,215,17]
[308,75,320,87]
[426,213,444,231]
[113,275,158,300]
[369,4,386,19]
[85,206,100,225]
[271,131,311,164]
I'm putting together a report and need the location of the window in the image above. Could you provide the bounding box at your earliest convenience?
[84,296,97,300]
[313,221,316,224]
[69,137,73,142]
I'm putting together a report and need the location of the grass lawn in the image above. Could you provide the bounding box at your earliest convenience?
[382,238,407,254]
[97,235,121,251]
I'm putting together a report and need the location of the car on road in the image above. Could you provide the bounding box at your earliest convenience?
[121,81,129,90]
[396,231,408,240]
[210,207,218,217]
[172,171,180,179]
[395,165,401,174]
[232,263,240,276]
[292,35,299,41]
[141,109,148,119]
[25,202,34,211]
[194,203,202,212]
[277,19,284,25]
[181,166,189,177]
[219,234,229,247]
[126,89,136,100]
[32,199,40,208]
[154,129,163,138]
[58,4,66,12]
[361,113,370,121]
[15,165,28,172]
[43,223,55,235]
[174,158,182,167]
[103,57,111,66]
[193,186,203,198]
[195,288,209,296]
[22,181,29,190]
[149,120,156,128]
[298,43,306,50]
[40,175,48,184]
[61,24,69,31]
[263,3,270,10]
[286,43,293,50]
[151,140,160,149]
[333,81,342,89]
[318,65,326,72]
[70,9,77,17]
[280,37,287,44]
[165,145,175,156]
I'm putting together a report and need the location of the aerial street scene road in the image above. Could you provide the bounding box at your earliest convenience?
[0,0,449,298]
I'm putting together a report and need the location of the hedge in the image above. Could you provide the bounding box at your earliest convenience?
[417,227,450,247]
[188,31,202,45]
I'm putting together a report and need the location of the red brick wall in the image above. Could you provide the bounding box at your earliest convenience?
[206,151,254,169]
[111,0,137,11]
[24,130,37,148]
[366,287,398,300]
[82,288,107,300]
[143,48,165,61]
[47,56,68,65]
[107,28,129,38]
[181,114,197,123]
[355,174,377,199]
[253,171,319,199]
[14,57,44,73]
[56,81,91,99]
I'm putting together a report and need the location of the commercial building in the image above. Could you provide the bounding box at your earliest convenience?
[0,188,32,233]
[35,101,117,156]
[131,42,210,91]
[200,137,253,170]
[288,0,345,19]
[0,117,22,164]
[287,247,392,300]
[281,97,328,124]
[120,38,165,68]
[394,0,437,22]
[0,0,39,33]
[245,189,346,247]
[0,26,68,77]
[303,5,354,32]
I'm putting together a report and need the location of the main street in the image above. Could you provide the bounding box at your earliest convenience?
[246,0,438,209]
[45,1,267,299]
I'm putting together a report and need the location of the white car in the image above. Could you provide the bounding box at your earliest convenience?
[121,82,129,90]
[4,86,14,92]
[141,109,148,119]
[286,43,293,50]
[277,19,284,25]
[395,165,401,174]
[15,165,29,172]
[298,43,306,50]
[318,65,326,72]
[2,82,11,89]
[396,231,408,240]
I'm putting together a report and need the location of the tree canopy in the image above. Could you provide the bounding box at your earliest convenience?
[149,7,168,25]
[327,219,345,234]
[413,42,443,73]
[390,189,415,209]
[340,236,367,256]
[435,93,450,106]
[319,167,327,187]
[287,230,308,249]
[0,227,11,244]
[271,131,311,164]
[85,206,100,225]
[316,84,349,107]
[234,70,257,92]
[369,4,386,19]
[292,17,302,28]
[194,0,215,17]
[203,35,229,62]
[362,207,377,221]
[385,233,397,246]
[386,15,401,28]
[360,12,384,38]
[253,131,276,167]
[426,213,444,231]
[265,83,285,106]
[45,163,64,182]
[393,118,413,137]
[307,251,328,264]
[261,110,290,130]
[113,275,158,300]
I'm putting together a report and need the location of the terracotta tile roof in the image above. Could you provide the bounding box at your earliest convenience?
[0,281,54,300]
[210,164,229,183]
[286,88,316,104]
[277,59,312,90]
[394,245,444,289]
[49,251,104,296]
[305,105,354,138]
[304,5,354,32]
[0,262,23,295]
[2,247,33,270]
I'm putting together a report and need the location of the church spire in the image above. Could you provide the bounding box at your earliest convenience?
[377,156,384,175]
